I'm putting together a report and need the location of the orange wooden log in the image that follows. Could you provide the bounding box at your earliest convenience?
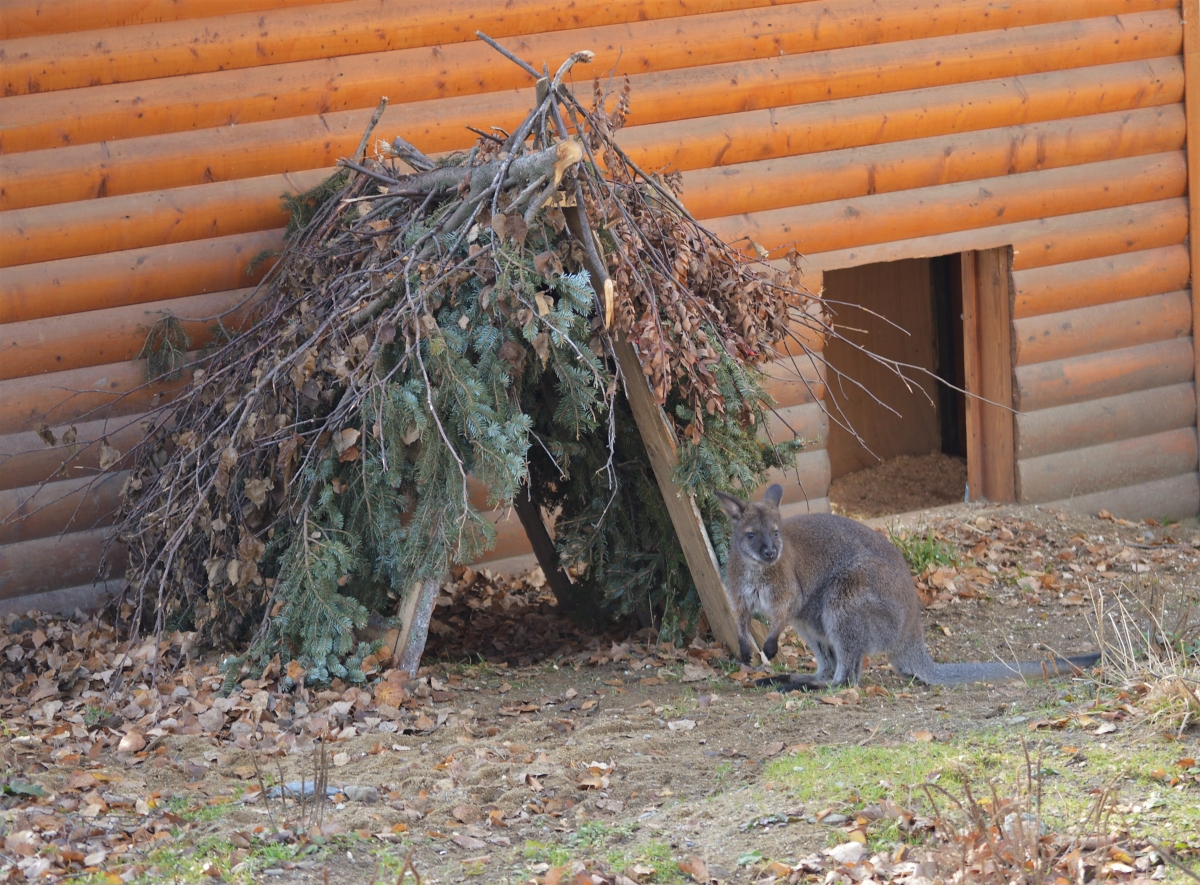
[1044,471,1199,520]
[630,58,1182,174]
[762,402,829,447]
[1013,290,1192,367]
[764,449,833,506]
[1009,196,1189,270]
[1012,244,1191,319]
[0,11,1179,155]
[0,169,330,269]
[0,230,282,325]
[1014,338,1194,412]
[0,288,259,382]
[761,354,828,409]
[0,473,124,546]
[0,579,122,616]
[0,110,374,211]
[1017,427,1197,502]
[708,152,1187,259]
[1,0,336,40]
[0,529,125,600]
[4,0,792,91]
[0,356,190,435]
[9,0,1171,97]
[472,509,533,565]
[804,198,1189,272]
[2,58,1180,213]
[682,105,1184,220]
[1015,382,1195,459]
[779,498,832,518]
[0,414,152,491]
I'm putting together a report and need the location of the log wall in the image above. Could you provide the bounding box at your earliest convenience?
[0,0,1191,611]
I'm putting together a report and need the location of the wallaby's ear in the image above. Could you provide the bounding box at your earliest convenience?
[715,490,746,521]
[762,484,784,507]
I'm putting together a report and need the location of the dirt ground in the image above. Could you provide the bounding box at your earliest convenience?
[2,501,1198,885]
[830,453,969,519]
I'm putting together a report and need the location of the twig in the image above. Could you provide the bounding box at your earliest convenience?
[354,96,389,163]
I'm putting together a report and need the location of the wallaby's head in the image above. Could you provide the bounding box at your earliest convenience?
[716,484,784,566]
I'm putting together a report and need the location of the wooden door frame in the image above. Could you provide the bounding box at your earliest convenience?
[961,247,1017,502]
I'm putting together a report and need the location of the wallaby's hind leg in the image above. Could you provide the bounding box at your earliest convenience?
[753,672,829,692]
[794,623,838,681]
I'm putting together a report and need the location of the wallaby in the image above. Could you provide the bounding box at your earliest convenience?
[716,484,1100,690]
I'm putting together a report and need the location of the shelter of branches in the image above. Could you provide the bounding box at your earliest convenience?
[2,0,1198,618]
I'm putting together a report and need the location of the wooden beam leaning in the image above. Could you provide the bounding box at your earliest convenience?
[1184,0,1200,484]
[561,205,745,655]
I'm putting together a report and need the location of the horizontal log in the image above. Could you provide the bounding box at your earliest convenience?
[472,510,533,565]
[1012,244,1191,319]
[761,354,828,409]
[1016,382,1196,459]
[0,414,153,492]
[1015,337,1194,412]
[0,230,282,325]
[1010,197,1189,270]
[1,0,334,40]
[0,580,122,617]
[14,0,1142,95]
[0,169,329,269]
[3,57,1180,213]
[634,57,1183,174]
[1,11,1179,155]
[0,473,124,546]
[0,288,259,382]
[0,529,126,600]
[713,152,1187,258]
[779,497,833,519]
[765,448,833,506]
[0,355,191,435]
[682,105,1184,220]
[763,402,829,447]
[1013,290,1192,367]
[1044,471,1200,521]
[1018,427,1197,502]
[806,197,1188,271]
[5,0,796,92]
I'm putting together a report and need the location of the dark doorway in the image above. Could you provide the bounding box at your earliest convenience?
[822,256,968,516]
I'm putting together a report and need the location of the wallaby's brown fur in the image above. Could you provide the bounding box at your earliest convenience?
[716,484,1100,690]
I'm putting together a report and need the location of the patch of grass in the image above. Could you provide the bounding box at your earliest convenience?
[765,733,1200,853]
[887,525,958,575]
[523,839,572,867]
[624,840,684,884]
[660,687,696,720]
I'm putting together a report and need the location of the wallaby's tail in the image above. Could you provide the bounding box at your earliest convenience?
[908,651,1101,685]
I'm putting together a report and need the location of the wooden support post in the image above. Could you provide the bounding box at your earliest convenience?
[961,251,983,501]
[612,340,748,654]
[395,578,440,676]
[560,204,749,656]
[1184,0,1200,505]
[961,247,1017,501]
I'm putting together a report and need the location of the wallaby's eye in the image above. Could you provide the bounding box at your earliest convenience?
[746,532,755,540]
[774,529,780,537]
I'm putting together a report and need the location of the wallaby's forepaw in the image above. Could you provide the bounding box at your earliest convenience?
[761,637,779,661]
[738,639,754,666]
[754,673,829,693]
